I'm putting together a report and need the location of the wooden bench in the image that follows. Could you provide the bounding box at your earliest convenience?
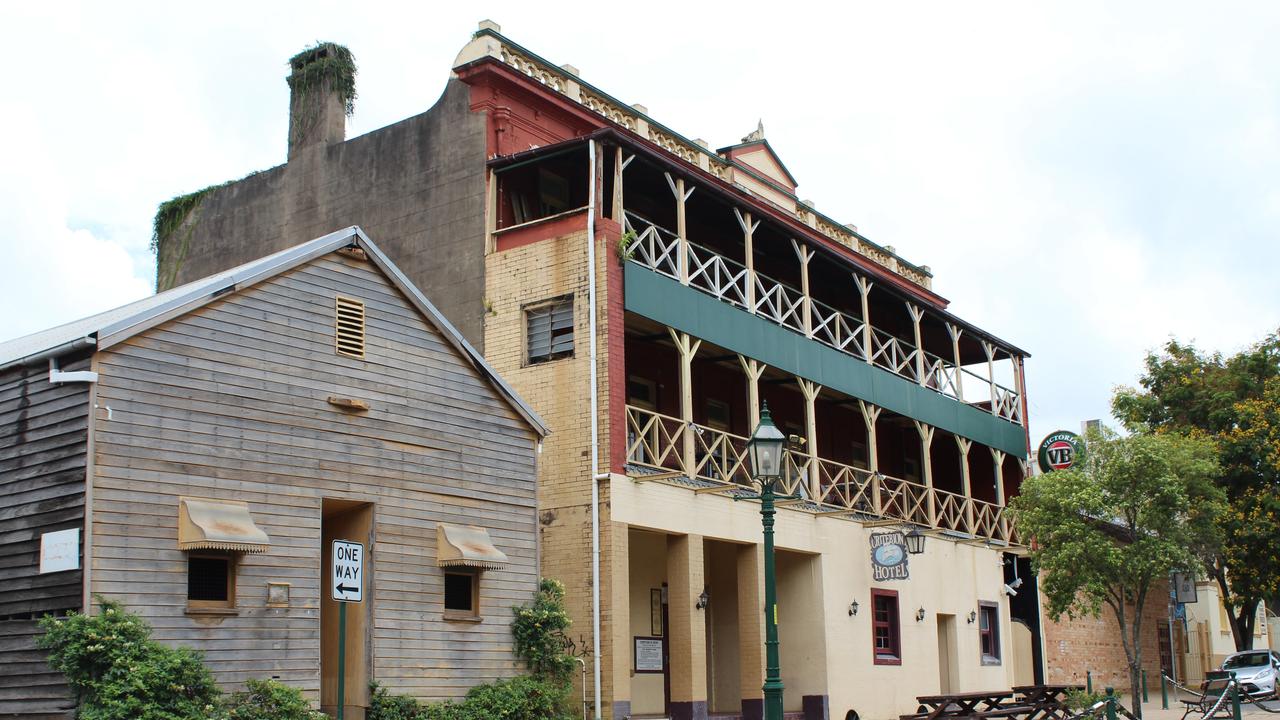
[1180,676,1234,720]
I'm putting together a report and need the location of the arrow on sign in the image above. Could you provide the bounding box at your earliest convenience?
[336,583,359,594]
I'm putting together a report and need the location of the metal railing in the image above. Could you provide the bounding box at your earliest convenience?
[625,405,1015,543]
[623,211,1023,426]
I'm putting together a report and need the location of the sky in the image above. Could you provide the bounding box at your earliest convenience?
[2,1,1278,445]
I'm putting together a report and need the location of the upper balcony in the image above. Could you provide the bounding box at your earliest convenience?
[624,404,1016,544]
[622,210,1026,428]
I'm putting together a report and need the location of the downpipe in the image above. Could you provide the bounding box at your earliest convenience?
[586,138,603,720]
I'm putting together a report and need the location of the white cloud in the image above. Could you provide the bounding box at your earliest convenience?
[0,106,152,340]
[1,0,1277,447]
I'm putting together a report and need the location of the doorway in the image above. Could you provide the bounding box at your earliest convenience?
[937,614,959,695]
[321,500,372,719]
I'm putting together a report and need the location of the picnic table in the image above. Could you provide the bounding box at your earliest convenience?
[912,690,1017,720]
[1013,684,1084,720]
[905,685,1083,720]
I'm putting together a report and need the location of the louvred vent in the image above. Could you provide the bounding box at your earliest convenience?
[335,296,366,358]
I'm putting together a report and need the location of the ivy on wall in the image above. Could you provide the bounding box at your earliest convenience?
[150,41,357,288]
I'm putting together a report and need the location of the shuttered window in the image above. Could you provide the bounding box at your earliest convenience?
[336,296,366,358]
[526,297,574,364]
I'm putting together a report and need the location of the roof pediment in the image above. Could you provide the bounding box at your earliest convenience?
[718,137,798,192]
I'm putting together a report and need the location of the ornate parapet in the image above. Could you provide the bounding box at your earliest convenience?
[454,25,933,291]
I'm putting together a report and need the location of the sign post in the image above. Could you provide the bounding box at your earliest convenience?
[331,540,364,720]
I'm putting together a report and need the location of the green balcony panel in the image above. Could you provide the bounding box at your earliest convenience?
[624,263,1027,456]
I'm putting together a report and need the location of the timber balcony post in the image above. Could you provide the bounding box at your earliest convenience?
[666,173,695,286]
[854,275,873,363]
[947,323,965,402]
[991,448,1007,539]
[740,355,766,430]
[955,436,974,534]
[671,329,701,477]
[797,378,822,500]
[859,400,883,515]
[736,209,759,313]
[914,420,937,527]
[613,148,634,222]
[983,341,999,417]
[907,302,926,385]
[792,240,815,338]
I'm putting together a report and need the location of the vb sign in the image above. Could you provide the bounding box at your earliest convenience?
[331,540,364,603]
[1037,430,1085,474]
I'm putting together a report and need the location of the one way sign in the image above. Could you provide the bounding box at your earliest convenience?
[331,540,364,603]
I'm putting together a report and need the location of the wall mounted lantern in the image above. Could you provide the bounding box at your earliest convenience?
[904,526,926,555]
[967,610,977,624]
[916,607,926,622]
[848,600,859,617]
[696,589,709,610]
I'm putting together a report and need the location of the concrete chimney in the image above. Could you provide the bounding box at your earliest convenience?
[287,42,355,160]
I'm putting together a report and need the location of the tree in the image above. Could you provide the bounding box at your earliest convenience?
[1113,331,1280,650]
[1010,427,1223,717]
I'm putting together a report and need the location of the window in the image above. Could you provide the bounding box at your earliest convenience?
[187,554,235,610]
[851,438,869,470]
[979,601,1001,664]
[444,570,479,619]
[705,399,731,430]
[335,296,366,358]
[872,589,901,665]
[526,297,574,364]
[627,377,659,464]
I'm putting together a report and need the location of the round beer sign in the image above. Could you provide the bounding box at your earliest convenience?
[1037,430,1085,473]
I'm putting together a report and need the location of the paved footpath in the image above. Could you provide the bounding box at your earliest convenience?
[1117,693,1280,720]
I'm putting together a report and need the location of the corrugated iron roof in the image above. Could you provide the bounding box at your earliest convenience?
[0,226,549,436]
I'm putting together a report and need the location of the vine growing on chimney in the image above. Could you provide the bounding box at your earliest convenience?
[287,41,357,148]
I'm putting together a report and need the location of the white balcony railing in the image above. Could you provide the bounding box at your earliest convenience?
[624,211,1023,426]
[625,406,1014,544]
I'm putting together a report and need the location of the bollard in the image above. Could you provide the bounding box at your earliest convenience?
[1161,673,1168,710]
[1142,669,1148,703]
[1231,677,1242,720]
[1088,671,1094,694]
[1105,687,1117,720]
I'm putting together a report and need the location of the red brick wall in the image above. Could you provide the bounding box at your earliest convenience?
[1042,575,1170,695]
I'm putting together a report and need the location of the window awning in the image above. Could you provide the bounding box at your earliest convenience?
[436,523,509,570]
[178,497,270,553]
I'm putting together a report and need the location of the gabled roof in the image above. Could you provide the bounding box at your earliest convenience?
[0,226,548,436]
[717,138,799,190]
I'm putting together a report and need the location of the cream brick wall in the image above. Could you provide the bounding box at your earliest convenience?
[484,227,625,716]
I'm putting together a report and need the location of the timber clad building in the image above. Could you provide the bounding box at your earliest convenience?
[0,229,546,719]
[21,23,1043,720]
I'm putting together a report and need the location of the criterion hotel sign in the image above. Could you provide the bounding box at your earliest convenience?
[869,531,909,581]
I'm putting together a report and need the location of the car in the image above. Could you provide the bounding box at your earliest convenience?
[1221,649,1280,697]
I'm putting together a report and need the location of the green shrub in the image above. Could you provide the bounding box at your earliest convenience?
[38,599,221,720]
[1064,688,1106,711]
[370,675,570,720]
[511,578,575,684]
[457,676,568,720]
[369,682,427,720]
[224,679,325,720]
[371,579,578,720]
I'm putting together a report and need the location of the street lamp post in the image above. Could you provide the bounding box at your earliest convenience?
[748,403,787,720]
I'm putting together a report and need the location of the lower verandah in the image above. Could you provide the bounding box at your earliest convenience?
[622,316,1026,544]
